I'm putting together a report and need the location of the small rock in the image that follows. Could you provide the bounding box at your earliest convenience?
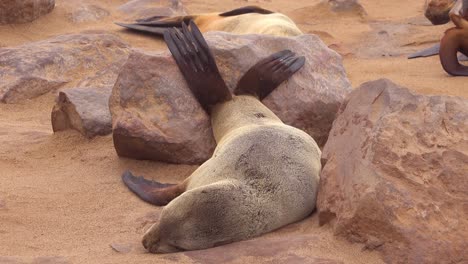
[110,32,350,164]
[51,86,113,138]
[424,0,456,25]
[118,0,186,20]
[110,243,133,254]
[0,32,130,103]
[0,0,55,24]
[318,79,468,264]
[67,4,110,23]
[328,0,367,15]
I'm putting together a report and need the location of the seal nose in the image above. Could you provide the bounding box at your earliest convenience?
[142,236,150,250]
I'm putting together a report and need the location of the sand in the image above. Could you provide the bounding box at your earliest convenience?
[0,0,466,263]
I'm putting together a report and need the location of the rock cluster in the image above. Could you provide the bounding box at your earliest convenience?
[318,79,468,263]
[0,32,129,104]
[110,32,351,164]
[0,0,55,24]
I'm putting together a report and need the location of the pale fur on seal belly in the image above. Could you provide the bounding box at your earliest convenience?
[142,95,321,253]
[199,13,303,36]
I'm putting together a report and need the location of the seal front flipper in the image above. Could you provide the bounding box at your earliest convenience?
[163,21,232,113]
[234,50,306,100]
[122,171,185,206]
[439,14,468,76]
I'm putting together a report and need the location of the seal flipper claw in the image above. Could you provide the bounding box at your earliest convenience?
[122,171,183,206]
[235,50,306,100]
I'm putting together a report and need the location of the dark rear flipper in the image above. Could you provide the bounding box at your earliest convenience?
[219,6,274,17]
[163,21,232,113]
[234,50,306,100]
[408,43,441,59]
[115,15,194,36]
[122,171,184,206]
[115,6,274,37]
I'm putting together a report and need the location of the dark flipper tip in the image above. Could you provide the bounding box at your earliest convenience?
[122,171,177,206]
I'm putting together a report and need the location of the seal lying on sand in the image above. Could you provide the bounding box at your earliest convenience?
[408,0,468,60]
[116,6,302,37]
[122,21,321,253]
[439,13,468,75]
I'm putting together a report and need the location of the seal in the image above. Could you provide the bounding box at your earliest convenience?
[115,6,303,37]
[439,13,468,75]
[408,0,468,60]
[122,21,321,253]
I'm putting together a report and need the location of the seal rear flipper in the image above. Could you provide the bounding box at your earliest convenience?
[219,6,274,17]
[408,43,441,59]
[115,15,194,36]
[122,171,185,206]
[235,50,306,100]
[163,21,232,113]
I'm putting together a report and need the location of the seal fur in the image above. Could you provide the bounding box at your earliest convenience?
[116,5,303,37]
[439,13,468,75]
[122,21,320,253]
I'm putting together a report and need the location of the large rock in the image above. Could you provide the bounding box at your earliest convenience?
[0,0,55,24]
[0,32,130,103]
[110,32,350,164]
[118,0,186,20]
[64,2,110,23]
[317,79,468,263]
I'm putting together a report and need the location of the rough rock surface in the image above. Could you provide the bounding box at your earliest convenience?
[51,60,127,138]
[0,32,130,103]
[51,86,113,138]
[118,0,186,20]
[0,0,55,24]
[110,32,350,164]
[66,3,110,23]
[317,79,468,264]
[110,50,216,164]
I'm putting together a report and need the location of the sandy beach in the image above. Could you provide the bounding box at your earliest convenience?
[0,0,466,263]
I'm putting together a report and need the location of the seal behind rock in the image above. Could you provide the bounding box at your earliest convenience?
[122,21,321,253]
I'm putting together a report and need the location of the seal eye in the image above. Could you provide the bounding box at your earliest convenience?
[254,113,266,118]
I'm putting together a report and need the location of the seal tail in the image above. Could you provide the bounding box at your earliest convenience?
[122,171,186,206]
[234,50,306,100]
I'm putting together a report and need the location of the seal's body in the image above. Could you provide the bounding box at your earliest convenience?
[141,95,320,253]
[439,13,468,75]
[122,21,319,253]
[116,6,302,37]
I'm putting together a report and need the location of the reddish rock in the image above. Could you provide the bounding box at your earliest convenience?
[0,32,130,103]
[110,49,216,164]
[0,0,55,24]
[210,32,351,147]
[318,79,468,264]
[118,0,186,20]
[111,32,350,164]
